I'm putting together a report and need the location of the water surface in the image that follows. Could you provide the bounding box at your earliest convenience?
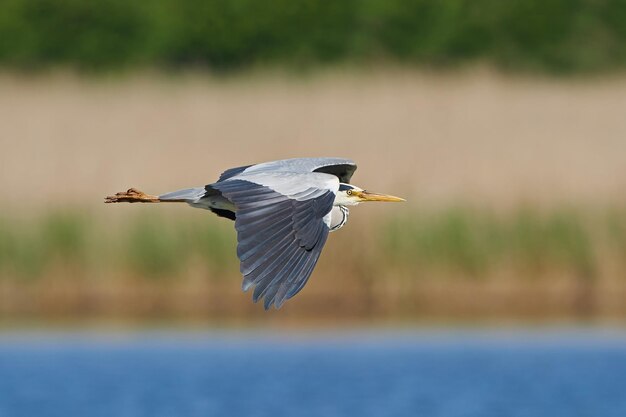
[0,329,625,417]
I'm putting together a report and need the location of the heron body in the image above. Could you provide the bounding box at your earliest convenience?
[105,157,404,309]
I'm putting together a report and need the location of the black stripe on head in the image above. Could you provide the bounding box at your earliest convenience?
[338,183,354,192]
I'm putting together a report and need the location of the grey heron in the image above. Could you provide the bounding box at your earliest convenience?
[105,157,404,309]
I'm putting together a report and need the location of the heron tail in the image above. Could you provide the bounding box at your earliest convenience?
[158,187,206,202]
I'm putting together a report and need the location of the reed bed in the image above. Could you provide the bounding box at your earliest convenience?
[1,205,625,322]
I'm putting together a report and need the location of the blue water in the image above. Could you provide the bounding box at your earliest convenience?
[0,329,625,417]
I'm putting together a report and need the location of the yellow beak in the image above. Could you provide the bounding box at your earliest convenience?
[354,190,406,203]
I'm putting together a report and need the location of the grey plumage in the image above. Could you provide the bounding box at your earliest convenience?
[207,159,353,309]
[106,157,403,309]
[213,179,334,309]
[330,205,350,231]
[156,158,356,309]
[159,187,205,201]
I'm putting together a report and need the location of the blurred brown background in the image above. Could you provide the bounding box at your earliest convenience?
[1,1,626,326]
[3,71,626,209]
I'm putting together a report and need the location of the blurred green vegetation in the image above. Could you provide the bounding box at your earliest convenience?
[0,206,624,284]
[0,211,238,282]
[124,213,237,278]
[383,207,610,280]
[0,0,625,73]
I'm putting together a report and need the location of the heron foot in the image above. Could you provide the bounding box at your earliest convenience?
[104,188,160,203]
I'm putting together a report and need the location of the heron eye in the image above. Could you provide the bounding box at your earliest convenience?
[346,190,353,195]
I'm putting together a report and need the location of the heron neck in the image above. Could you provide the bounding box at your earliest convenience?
[329,205,349,232]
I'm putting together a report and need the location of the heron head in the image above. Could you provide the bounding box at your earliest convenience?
[335,183,405,206]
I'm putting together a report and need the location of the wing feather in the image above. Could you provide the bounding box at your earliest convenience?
[286,248,324,299]
[218,165,254,182]
[240,231,296,274]
[253,245,302,304]
[212,175,335,309]
[264,245,306,308]
[272,255,307,308]
[244,238,300,288]
[237,220,294,260]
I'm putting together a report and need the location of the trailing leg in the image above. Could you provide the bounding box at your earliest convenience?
[104,188,162,203]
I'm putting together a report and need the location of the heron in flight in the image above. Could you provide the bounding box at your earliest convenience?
[105,157,404,309]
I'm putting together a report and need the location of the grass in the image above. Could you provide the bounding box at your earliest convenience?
[123,213,238,278]
[383,207,599,280]
[0,211,235,282]
[0,205,620,283]
[0,205,624,319]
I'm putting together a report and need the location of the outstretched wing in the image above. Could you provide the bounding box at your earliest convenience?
[213,172,338,309]
[216,158,357,184]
